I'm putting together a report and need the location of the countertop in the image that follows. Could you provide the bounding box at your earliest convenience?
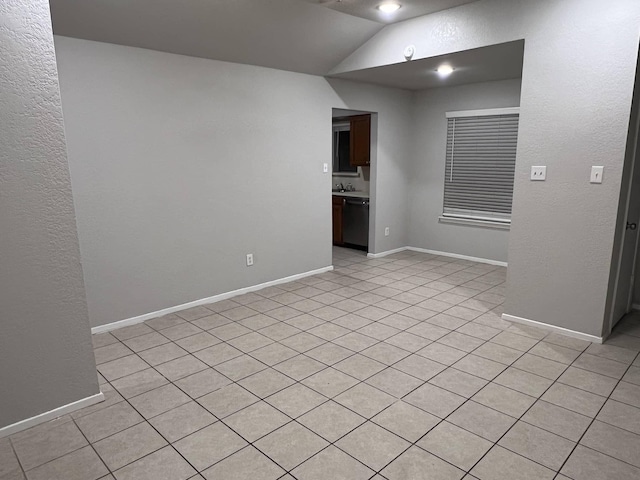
[332,191,369,199]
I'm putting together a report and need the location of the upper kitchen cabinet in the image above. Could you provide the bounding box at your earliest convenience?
[349,114,371,167]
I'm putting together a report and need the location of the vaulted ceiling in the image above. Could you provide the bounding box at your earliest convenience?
[50,0,480,76]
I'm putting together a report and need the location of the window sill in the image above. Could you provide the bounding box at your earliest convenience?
[438,215,511,230]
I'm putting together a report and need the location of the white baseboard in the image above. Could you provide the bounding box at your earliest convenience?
[0,392,104,438]
[502,313,603,344]
[406,247,508,267]
[91,266,334,334]
[367,247,407,259]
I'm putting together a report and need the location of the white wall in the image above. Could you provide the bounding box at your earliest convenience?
[55,37,414,328]
[408,79,522,262]
[333,0,640,338]
[0,0,99,429]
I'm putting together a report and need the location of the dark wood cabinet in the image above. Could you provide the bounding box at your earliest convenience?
[332,196,345,245]
[349,114,371,167]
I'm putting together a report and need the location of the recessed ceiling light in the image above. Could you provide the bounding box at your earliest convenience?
[378,3,401,13]
[437,65,455,77]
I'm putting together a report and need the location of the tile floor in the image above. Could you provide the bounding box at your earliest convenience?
[3,247,640,480]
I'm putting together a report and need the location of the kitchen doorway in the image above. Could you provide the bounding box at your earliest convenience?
[330,108,377,261]
[607,44,640,336]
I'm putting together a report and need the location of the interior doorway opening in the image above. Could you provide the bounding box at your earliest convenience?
[331,108,378,259]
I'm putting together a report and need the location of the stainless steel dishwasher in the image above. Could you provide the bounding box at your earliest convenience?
[343,198,369,248]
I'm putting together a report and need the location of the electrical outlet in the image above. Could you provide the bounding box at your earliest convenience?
[323,163,328,173]
[530,166,547,181]
[385,227,390,236]
[246,253,254,266]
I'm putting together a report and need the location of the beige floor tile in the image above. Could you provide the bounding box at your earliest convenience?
[471,342,523,366]
[305,343,353,365]
[129,384,191,419]
[332,331,379,352]
[404,383,466,418]
[557,366,618,397]
[418,421,492,471]
[209,323,253,341]
[334,383,395,418]
[298,401,365,442]
[236,368,294,398]
[561,444,640,480]
[429,368,487,398]
[174,422,247,471]
[98,355,149,381]
[511,353,566,380]
[336,421,409,471]
[456,323,501,341]
[291,445,374,480]
[573,353,628,379]
[191,313,232,330]
[94,342,134,365]
[174,332,220,353]
[214,355,267,381]
[521,400,591,441]
[452,355,506,381]
[193,343,243,366]
[472,382,535,418]
[155,355,208,381]
[437,332,485,353]
[0,438,21,479]
[254,422,328,471]
[113,446,195,480]
[266,384,326,418]
[417,342,466,366]
[365,368,423,398]
[93,422,167,471]
[144,313,186,331]
[381,446,465,480]
[471,446,554,480]
[149,401,216,442]
[361,342,411,365]
[448,401,516,442]
[224,401,290,442]
[585,343,638,364]
[333,354,385,381]
[250,342,298,366]
[386,332,433,352]
[498,421,575,470]
[121,332,169,353]
[622,365,640,385]
[12,420,87,471]
[138,343,189,367]
[175,306,215,322]
[75,401,143,443]
[597,399,640,434]
[372,401,439,442]
[543,333,591,352]
[611,381,640,408]
[581,420,640,468]
[110,368,168,399]
[198,383,258,418]
[92,332,119,349]
[111,323,154,342]
[405,323,449,342]
[201,446,285,480]
[490,331,538,352]
[302,367,359,398]
[71,385,124,418]
[175,368,232,398]
[493,367,553,397]
[540,382,606,417]
[273,354,326,380]
[25,445,108,480]
[160,323,203,341]
[279,332,326,353]
[394,355,446,381]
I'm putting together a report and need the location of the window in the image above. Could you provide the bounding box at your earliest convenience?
[441,107,519,228]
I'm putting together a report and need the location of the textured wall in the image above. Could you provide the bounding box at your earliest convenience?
[408,79,522,262]
[333,0,640,337]
[55,37,413,327]
[0,1,99,428]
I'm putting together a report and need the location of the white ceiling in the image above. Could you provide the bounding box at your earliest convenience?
[329,41,524,90]
[49,0,383,76]
[296,0,479,24]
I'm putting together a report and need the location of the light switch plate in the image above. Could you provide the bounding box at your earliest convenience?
[323,163,329,173]
[531,166,546,181]
[590,166,604,184]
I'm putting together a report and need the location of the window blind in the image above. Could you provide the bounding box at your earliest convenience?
[443,111,519,222]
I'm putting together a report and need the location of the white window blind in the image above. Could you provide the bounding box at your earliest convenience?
[443,108,519,223]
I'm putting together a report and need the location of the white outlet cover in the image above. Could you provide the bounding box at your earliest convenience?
[531,166,546,181]
[323,163,328,173]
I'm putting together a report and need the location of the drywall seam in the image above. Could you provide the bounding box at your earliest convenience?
[91,265,333,334]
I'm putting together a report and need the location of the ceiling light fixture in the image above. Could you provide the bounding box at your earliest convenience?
[378,2,401,13]
[436,65,455,77]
